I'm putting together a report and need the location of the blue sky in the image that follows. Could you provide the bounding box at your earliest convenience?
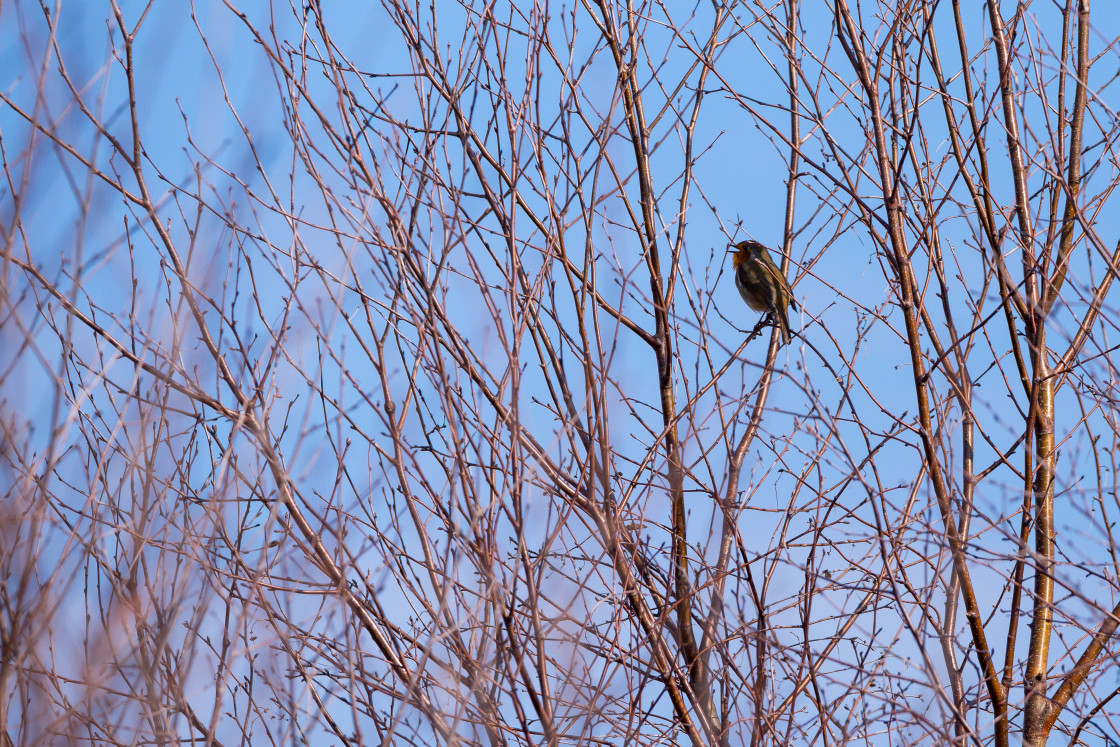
[5,0,1120,743]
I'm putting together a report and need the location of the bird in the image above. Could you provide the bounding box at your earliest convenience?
[729,239,797,345]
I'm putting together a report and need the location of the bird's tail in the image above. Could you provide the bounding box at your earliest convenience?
[776,308,792,345]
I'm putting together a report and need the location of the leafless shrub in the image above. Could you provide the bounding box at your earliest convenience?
[3,1,1120,745]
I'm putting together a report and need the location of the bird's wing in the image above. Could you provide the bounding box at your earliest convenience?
[756,255,795,302]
